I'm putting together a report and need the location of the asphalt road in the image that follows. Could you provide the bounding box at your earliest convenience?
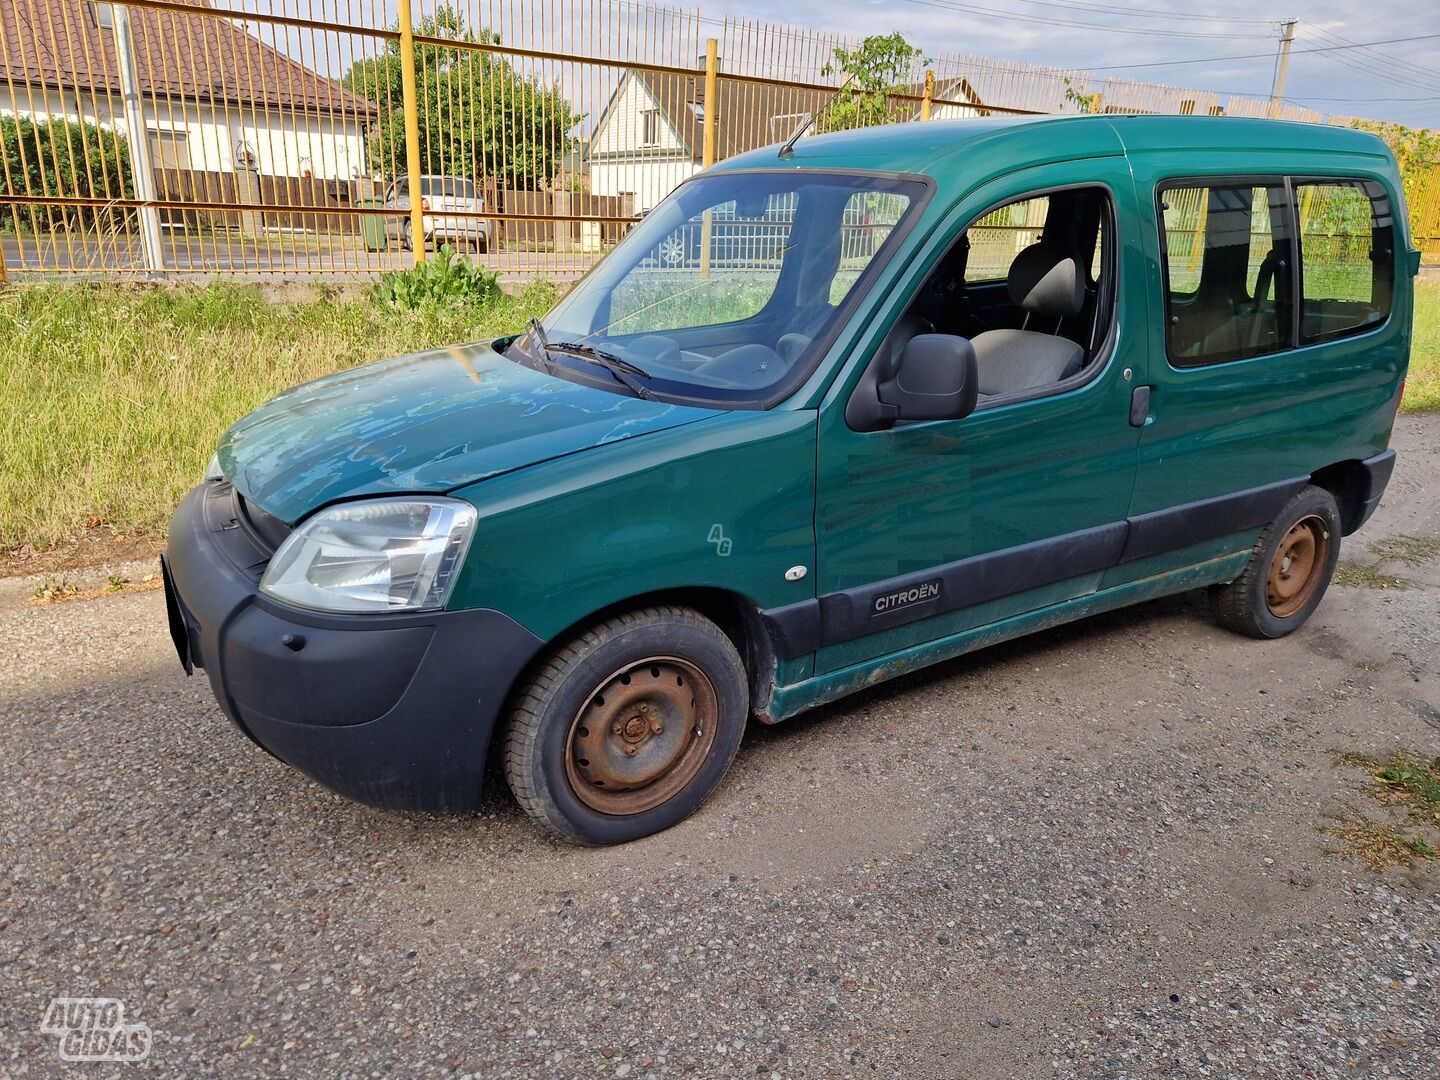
[1,418,1437,1078]
[1,236,600,279]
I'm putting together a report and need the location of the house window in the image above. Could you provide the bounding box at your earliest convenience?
[91,3,114,29]
[641,108,661,147]
[147,130,191,171]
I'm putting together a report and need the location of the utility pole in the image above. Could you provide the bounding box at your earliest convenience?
[111,2,165,274]
[1269,19,1296,117]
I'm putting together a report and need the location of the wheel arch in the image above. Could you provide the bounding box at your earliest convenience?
[491,586,778,751]
[1309,458,1371,535]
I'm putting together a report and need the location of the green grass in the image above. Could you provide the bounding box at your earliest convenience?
[0,280,556,552]
[0,273,1436,556]
[1369,534,1440,566]
[1327,751,1440,871]
[1332,563,1409,590]
[1408,279,1440,413]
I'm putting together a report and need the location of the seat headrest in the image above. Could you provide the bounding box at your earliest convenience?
[1007,242,1086,318]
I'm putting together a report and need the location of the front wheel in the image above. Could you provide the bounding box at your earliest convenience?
[503,606,748,845]
[1210,484,1341,639]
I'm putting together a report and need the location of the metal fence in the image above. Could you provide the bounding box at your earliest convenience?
[1,0,1436,282]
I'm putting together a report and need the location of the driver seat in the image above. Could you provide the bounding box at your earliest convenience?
[971,242,1087,398]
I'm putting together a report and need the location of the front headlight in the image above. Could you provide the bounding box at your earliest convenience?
[260,498,477,613]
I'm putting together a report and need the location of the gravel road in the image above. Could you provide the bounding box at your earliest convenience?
[2,417,1437,1079]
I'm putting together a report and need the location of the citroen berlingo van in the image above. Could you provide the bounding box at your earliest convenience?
[164,116,1414,844]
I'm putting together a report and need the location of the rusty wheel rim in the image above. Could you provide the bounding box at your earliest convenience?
[564,656,719,816]
[1265,514,1330,619]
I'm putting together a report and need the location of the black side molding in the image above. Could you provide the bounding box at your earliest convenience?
[762,475,1314,660]
[1118,477,1306,564]
[813,521,1129,650]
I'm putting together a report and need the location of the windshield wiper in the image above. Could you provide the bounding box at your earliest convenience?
[547,340,655,399]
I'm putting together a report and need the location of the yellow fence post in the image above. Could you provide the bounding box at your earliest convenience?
[397,0,425,267]
[921,70,934,121]
[699,38,719,280]
[702,39,719,169]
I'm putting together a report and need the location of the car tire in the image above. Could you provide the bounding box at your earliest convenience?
[401,221,413,251]
[503,606,748,845]
[1210,484,1341,639]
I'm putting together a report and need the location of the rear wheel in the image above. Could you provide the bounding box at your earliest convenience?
[1211,484,1340,639]
[503,606,748,845]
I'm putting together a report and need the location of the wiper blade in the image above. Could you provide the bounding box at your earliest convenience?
[547,340,655,399]
[548,341,653,379]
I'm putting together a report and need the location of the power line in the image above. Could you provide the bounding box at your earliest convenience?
[949,0,1274,26]
[1286,93,1440,102]
[893,0,1259,39]
[1290,31,1440,95]
[1301,24,1440,87]
[1080,32,1440,71]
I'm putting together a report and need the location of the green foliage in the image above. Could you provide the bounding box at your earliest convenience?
[371,245,502,310]
[0,280,557,550]
[1346,119,1440,205]
[342,4,582,190]
[1061,77,1103,114]
[817,33,925,133]
[0,115,132,233]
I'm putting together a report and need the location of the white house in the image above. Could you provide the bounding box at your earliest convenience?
[588,70,832,213]
[0,0,373,182]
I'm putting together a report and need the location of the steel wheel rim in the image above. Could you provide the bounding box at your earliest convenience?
[658,236,684,266]
[564,656,719,816]
[1265,514,1330,619]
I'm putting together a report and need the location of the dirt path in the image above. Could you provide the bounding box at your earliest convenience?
[1,417,1436,1078]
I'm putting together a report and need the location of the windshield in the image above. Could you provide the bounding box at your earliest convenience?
[517,170,924,406]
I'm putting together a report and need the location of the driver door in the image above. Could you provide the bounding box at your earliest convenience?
[813,160,1147,674]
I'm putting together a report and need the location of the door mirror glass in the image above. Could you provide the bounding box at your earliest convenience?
[876,334,978,423]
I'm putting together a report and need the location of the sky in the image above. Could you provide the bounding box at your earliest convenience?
[710,0,1440,128]
[238,0,1440,129]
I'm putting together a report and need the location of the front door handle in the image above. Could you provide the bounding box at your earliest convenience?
[1129,385,1152,428]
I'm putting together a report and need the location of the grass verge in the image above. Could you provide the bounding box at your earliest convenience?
[0,280,556,555]
[1408,279,1440,413]
[0,274,1436,562]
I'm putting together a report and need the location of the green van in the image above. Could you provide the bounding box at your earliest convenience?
[163,116,1415,844]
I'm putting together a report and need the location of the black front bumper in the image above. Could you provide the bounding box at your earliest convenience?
[163,482,544,812]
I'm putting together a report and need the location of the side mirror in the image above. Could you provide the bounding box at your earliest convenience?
[875,334,978,424]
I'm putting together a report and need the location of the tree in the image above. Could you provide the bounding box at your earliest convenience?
[0,115,132,233]
[816,33,926,133]
[1346,119,1440,206]
[342,5,581,190]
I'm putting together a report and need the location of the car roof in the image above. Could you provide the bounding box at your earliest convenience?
[711,114,1392,179]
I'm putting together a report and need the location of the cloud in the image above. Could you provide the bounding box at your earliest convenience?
[714,0,1439,126]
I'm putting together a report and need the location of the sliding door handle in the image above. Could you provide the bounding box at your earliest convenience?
[1129,385,1152,428]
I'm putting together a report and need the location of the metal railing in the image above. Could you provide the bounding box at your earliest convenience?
[0,0,1435,282]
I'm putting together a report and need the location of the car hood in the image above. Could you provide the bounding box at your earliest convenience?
[219,339,721,524]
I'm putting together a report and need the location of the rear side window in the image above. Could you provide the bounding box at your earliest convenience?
[1295,179,1394,344]
[1160,183,1291,366]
